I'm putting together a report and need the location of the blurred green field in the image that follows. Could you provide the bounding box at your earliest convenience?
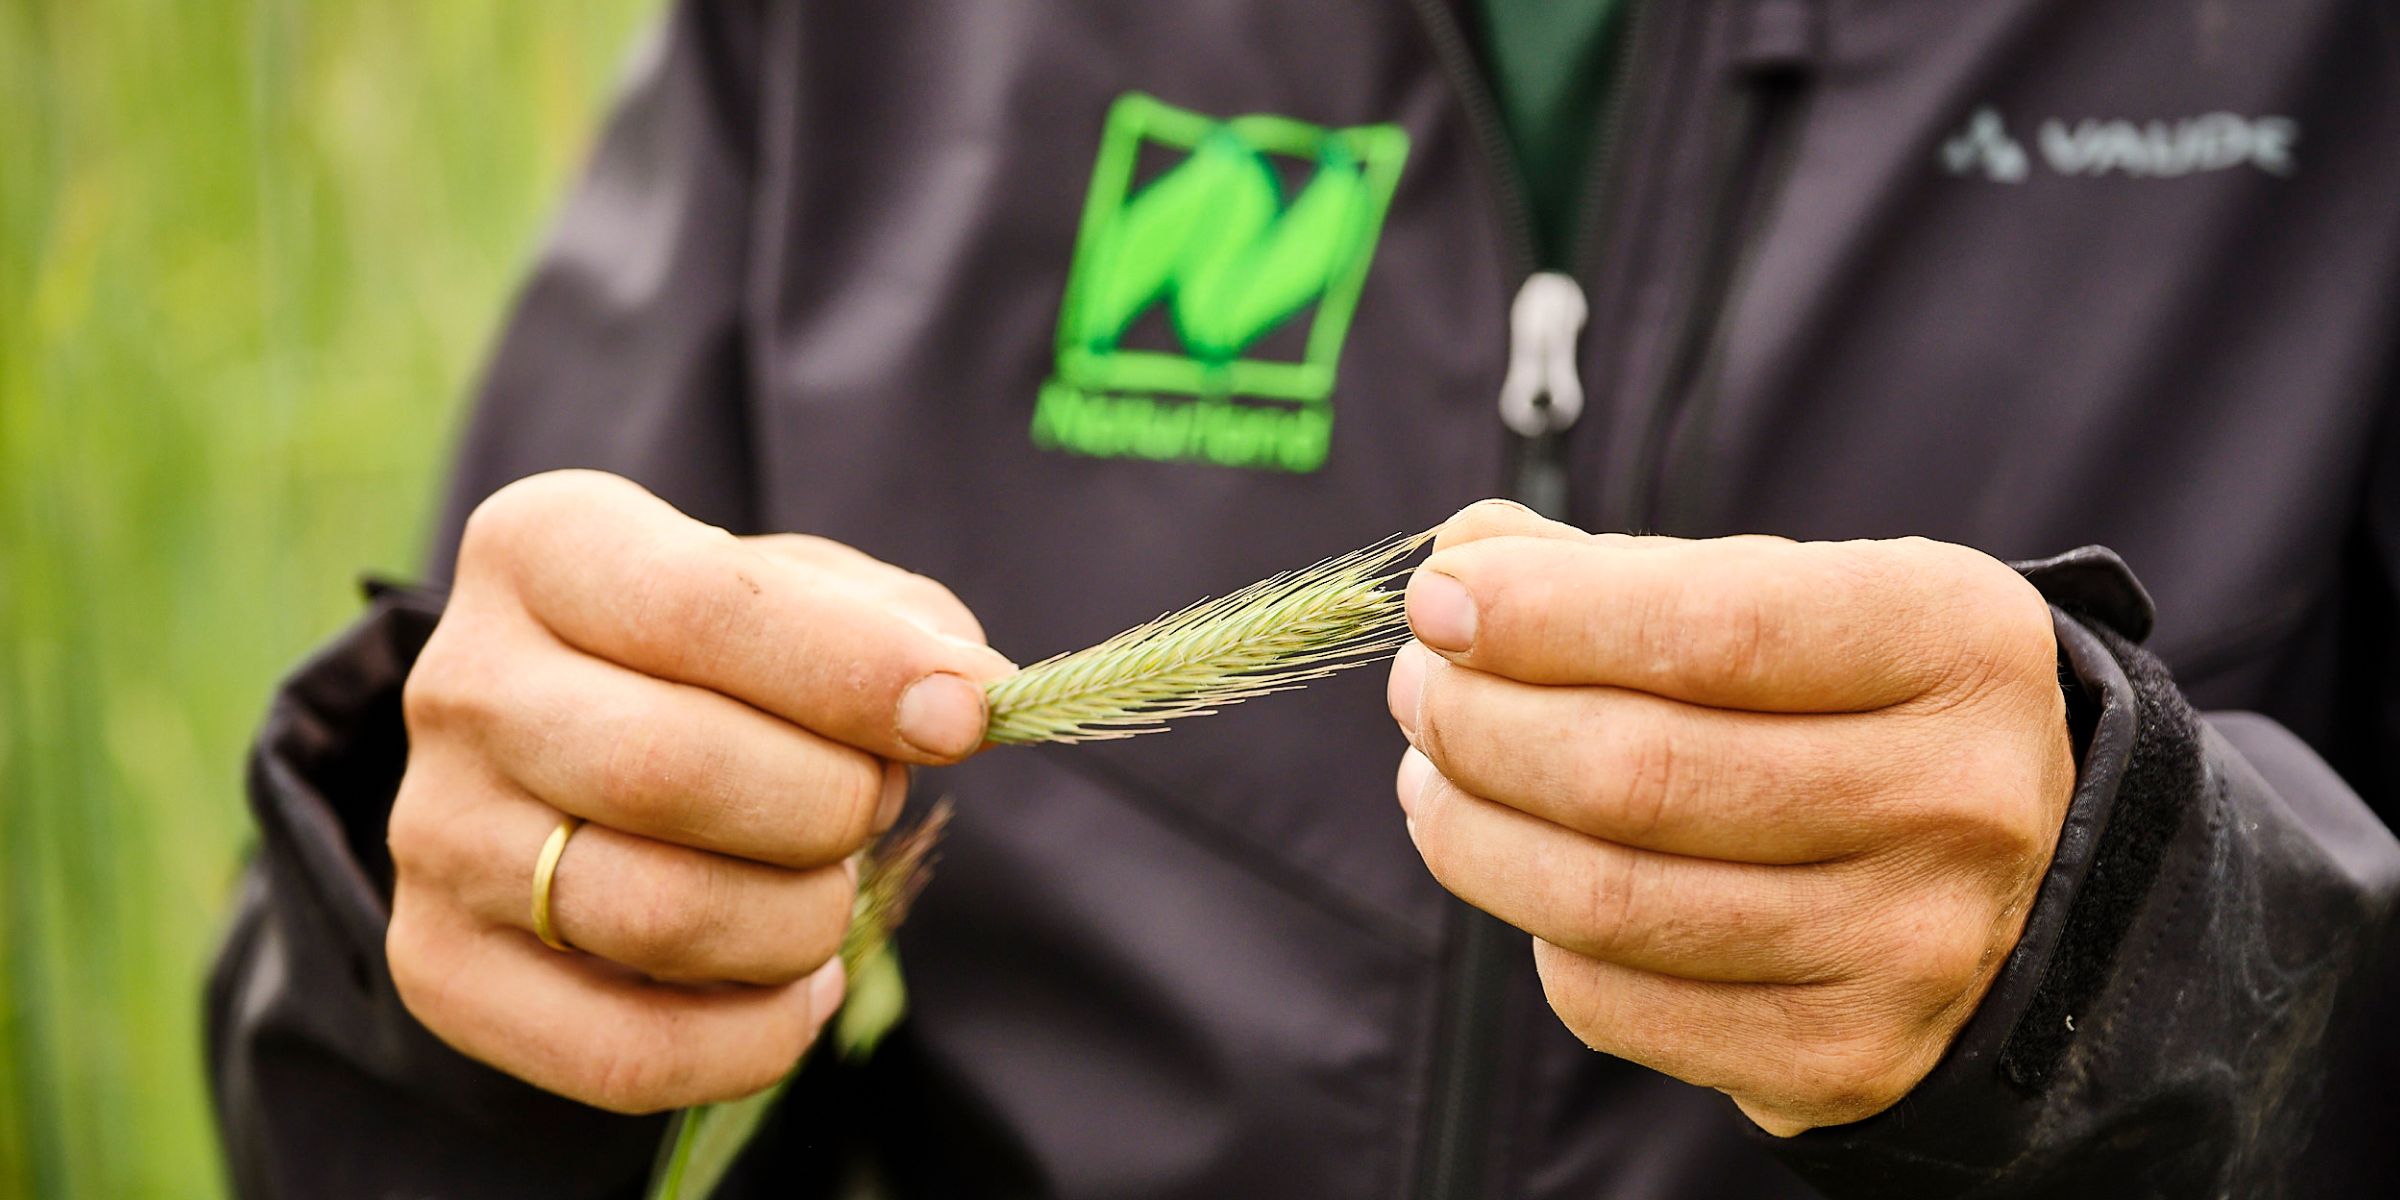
[0,1,663,1194]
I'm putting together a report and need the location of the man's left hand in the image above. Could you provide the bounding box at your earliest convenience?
[1386,500,2077,1135]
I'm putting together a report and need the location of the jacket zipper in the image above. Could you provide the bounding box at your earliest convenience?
[1622,59,1811,532]
[1505,0,1650,528]
[1398,3,1645,1198]
[1403,0,1540,284]
[1495,271,1591,519]
[1396,2,1542,1196]
[1563,0,1651,280]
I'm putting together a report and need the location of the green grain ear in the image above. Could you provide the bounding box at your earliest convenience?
[983,528,1433,744]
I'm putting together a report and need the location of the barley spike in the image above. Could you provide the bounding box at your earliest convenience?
[982,529,1434,744]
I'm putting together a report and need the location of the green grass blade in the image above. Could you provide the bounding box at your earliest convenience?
[643,803,947,1200]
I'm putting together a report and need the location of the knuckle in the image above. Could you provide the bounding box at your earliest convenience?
[398,634,472,733]
[1971,801,2055,880]
[616,862,725,972]
[1602,718,1681,841]
[454,484,535,571]
[400,613,518,738]
[621,539,748,672]
[1760,985,1880,1059]
[458,471,604,572]
[779,749,885,864]
[592,711,691,824]
[743,532,829,565]
[1775,1030,1921,1123]
[1916,542,2055,694]
[1862,887,2000,1002]
[382,904,437,1002]
[897,573,983,636]
[1913,754,2058,875]
[1571,853,1647,957]
[384,898,472,1040]
[383,774,451,883]
[1677,585,1772,694]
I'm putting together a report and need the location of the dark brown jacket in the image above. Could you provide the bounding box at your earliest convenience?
[210,1,2400,1195]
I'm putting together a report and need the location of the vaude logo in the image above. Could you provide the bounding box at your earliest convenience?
[1032,93,1408,473]
[1941,106,2297,183]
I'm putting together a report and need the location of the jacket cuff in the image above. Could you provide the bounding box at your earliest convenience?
[1761,547,2400,1197]
[207,585,664,1199]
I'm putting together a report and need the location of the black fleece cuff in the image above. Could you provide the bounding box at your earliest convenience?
[1996,619,2200,1091]
[1995,546,2205,1091]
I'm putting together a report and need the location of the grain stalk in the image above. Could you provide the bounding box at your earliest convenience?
[647,802,950,1200]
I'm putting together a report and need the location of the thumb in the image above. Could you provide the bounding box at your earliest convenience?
[1431,498,1587,552]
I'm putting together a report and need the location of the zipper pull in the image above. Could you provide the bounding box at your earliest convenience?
[1496,272,1589,437]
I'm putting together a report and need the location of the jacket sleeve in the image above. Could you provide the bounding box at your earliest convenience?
[206,586,667,1200]
[204,1,766,1195]
[1766,547,2400,1199]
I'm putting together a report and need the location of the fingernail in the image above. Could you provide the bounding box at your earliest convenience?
[873,763,910,833]
[807,957,848,1024]
[1408,570,1476,652]
[841,854,862,888]
[1386,643,1427,738]
[1468,498,1536,517]
[1396,746,1435,817]
[897,673,986,758]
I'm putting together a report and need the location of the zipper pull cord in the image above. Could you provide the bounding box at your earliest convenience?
[1497,272,1589,437]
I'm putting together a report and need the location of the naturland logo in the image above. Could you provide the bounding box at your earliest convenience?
[1032,93,1408,473]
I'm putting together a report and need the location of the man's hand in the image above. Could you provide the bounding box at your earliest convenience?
[386,470,1010,1113]
[1386,500,2076,1135]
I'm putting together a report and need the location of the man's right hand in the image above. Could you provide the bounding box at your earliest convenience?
[386,470,1010,1113]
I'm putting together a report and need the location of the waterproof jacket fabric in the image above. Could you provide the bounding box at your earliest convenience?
[207,0,2400,1196]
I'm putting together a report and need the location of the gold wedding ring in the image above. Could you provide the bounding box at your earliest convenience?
[530,816,584,953]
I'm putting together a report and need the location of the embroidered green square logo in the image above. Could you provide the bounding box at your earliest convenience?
[1032,93,1409,473]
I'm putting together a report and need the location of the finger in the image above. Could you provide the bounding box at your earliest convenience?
[1397,748,1848,983]
[1428,498,1589,552]
[744,533,1003,651]
[1395,644,1920,863]
[1530,939,1953,1132]
[389,889,847,1113]
[458,471,1007,762]
[1404,533,2052,712]
[543,821,854,986]
[391,766,853,986]
[417,620,900,868]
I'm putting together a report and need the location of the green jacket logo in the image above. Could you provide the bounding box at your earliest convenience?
[1033,93,1408,472]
